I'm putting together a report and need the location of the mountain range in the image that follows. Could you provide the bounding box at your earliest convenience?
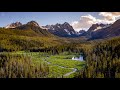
[5,21,85,37]
[43,22,80,37]
[89,19,120,39]
[4,19,120,39]
[5,21,53,37]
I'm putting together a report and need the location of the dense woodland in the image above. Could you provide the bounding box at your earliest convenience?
[0,27,120,78]
[75,37,120,78]
[0,53,49,78]
[0,27,90,78]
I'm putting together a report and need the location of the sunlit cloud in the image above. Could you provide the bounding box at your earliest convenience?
[71,14,99,31]
[71,12,120,32]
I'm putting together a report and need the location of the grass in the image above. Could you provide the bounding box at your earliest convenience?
[48,65,72,78]
[0,53,49,78]
[0,51,85,78]
[46,54,85,69]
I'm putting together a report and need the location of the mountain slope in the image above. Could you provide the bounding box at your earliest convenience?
[0,27,62,52]
[0,21,60,51]
[5,22,22,29]
[17,21,53,37]
[4,21,54,37]
[91,19,120,39]
[43,22,78,37]
[84,23,108,38]
[76,36,120,78]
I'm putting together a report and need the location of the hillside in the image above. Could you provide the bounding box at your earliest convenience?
[76,36,120,78]
[0,27,61,52]
[1,17,120,78]
[0,26,88,52]
[91,19,120,39]
[4,21,54,37]
[0,24,89,78]
[43,22,79,37]
[81,19,120,40]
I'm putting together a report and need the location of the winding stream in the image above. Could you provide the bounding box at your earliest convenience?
[26,53,81,77]
[43,58,78,77]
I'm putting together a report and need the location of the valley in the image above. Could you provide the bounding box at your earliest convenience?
[0,51,85,78]
[0,25,87,78]
[0,12,120,78]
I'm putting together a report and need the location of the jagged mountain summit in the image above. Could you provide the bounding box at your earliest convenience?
[26,21,40,27]
[84,23,110,38]
[4,19,120,39]
[90,19,120,39]
[77,30,86,36]
[43,22,78,37]
[80,19,120,39]
[4,21,53,37]
[5,22,22,29]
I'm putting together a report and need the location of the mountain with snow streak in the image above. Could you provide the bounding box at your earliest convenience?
[43,22,78,37]
[4,21,53,37]
[83,23,110,38]
[5,22,22,29]
[91,19,120,39]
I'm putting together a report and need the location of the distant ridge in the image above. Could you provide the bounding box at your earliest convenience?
[43,22,80,37]
[4,21,54,37]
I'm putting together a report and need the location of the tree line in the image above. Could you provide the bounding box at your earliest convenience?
[75,37,120,78]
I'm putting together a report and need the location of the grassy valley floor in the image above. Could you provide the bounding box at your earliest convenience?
[0,51,85,78]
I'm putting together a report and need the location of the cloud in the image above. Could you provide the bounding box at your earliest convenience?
[71,12,120,32]
[99,12,120,22]
[99,12,120,17]
[71,14,99,31]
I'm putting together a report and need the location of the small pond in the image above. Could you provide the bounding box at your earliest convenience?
[72,55,83,61]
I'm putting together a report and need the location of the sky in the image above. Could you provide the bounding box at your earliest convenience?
[0,12,120,32]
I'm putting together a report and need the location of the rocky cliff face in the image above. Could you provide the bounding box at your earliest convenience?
[43,22,78,37]
[91,19,120,39]
[5,21,53,37]
[5,22,22,29]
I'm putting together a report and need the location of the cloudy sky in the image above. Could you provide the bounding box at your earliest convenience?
[0,12,120,32]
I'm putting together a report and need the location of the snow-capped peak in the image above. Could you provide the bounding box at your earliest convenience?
[64,29,71,35]
[93,24,111,32]
[5,22,22,29]
[27,21,40,27]
[93,26,103,31]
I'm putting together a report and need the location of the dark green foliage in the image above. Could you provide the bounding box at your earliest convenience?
[0,53,49,78]
[76,37,120,78]
[16,24,53,37]
[3,27,120,78]
[0,27,89,78]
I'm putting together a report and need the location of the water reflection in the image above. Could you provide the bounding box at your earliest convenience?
[72,55,83,61]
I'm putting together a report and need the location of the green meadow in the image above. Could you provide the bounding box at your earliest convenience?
[7,51,85,78]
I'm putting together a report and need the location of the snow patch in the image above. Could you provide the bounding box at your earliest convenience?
[5,25,15,29]
[57,26,60,28]
[93,25,111,32]
[41,26,48,30]
[71,31,75,34]
[78,32,83,35]
[50,27,55,30]
[64,29,71,35]
[52,28,55,30]
[94,26,102,31]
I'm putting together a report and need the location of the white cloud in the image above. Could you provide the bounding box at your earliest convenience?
[71,12,120,32]
[99,12,120,18]
[99,12,120,23]
[99,12,115,21]
[71,14,99,31]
